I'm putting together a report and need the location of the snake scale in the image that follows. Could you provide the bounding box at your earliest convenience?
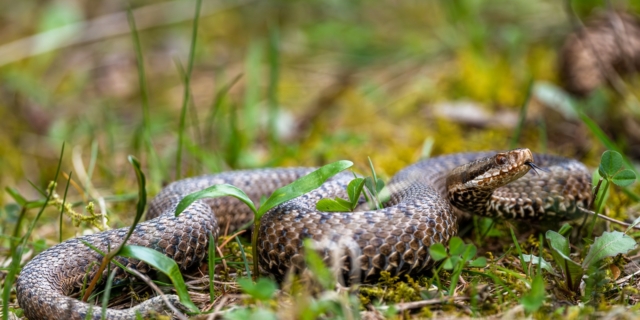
[16,149,593,319]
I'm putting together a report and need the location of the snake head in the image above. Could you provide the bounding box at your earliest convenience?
[445,148,535,215]
[447,148,534,191]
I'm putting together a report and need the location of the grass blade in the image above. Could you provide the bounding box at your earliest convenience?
[580,112,637,175]
[208,232,216,302]
[101,269,118,319]
[267,24,280,146]
[175,0,203,180]
[127,5,164,184]
[119,245,198,312]
[234,236,251,279]
[59,171,73,243]
[510,78,533,149]
[82,155,147,301]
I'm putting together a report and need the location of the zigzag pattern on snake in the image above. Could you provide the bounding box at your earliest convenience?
[16,149,592,319]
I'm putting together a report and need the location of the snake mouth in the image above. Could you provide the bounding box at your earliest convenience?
[525,161,548,176]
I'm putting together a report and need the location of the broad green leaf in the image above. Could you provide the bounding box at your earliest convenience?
[461,243,477,261]
[364,177,376,196]
[562,258,584,293]
[522,254,556,275]
[521,275,546,313]
[316,198,351,212]
[376,179,385,193]
[545,230,582,291]
[175,184,256,216]
[444,256,461,270]
[258,160,353,219]
[335,197,353,209]
[599,150,622,178]
[582,231,636,269]
[612,169,637,187]
[237,277,278,302]
[468,257,487,268]
[347,178,365,206]
[428,243,448,261]
[303,239,334,290]
[545,231,572,262]
[119,245,198,312]
[448,237,465,256]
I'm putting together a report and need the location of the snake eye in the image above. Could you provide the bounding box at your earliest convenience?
[495,154,507,165]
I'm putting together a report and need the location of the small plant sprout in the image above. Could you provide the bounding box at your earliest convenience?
[175,160,353,280]
[315,157,386,212]
[428,236,487,295]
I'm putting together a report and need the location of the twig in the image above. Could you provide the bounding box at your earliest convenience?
[394,296,469,311]
[615,268,640,286]
[579,207,640,230]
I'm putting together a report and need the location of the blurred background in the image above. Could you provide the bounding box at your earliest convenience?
[1,0,639,235]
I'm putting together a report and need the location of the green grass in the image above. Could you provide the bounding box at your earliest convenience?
[2,0,640,319]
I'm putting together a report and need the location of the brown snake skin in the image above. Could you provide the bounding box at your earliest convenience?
[16,149,592,319]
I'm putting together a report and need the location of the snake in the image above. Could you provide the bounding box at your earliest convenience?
[15,148,593,319]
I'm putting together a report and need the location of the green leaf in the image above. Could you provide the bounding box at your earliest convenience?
[521,275,546,313]
[442,257,454,270]
[599,150,623,178]
[316,198,351,212]
[545,230,582,291]
[5,187,27,206]
[303,239,335,290]
[364,177,376,196]
[612,169,637,187]
[175,184,257,216]
[582,231,636,269]
[428,243,448,261]
[346,178,365,206]
[376,179,385,193]
[563,259,584,293]
[522,254,556,275]
[335,197,353,209]
[477,217,503,237]
[468,257,487,268]
[448,237,465,256]
[118,245,198,312]
[558,223,572,236]
[461,243,477,261]
[258,160,353,219]
[237,277,278,302]
[545,231,572,262]
[123,156,148,248]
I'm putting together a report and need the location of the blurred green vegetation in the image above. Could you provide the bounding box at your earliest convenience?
[2,0,640,318]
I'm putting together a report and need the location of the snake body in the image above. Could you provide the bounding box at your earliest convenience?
[16,149,592,319]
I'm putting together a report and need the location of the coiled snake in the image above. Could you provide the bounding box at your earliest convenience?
[16,149,592,319]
